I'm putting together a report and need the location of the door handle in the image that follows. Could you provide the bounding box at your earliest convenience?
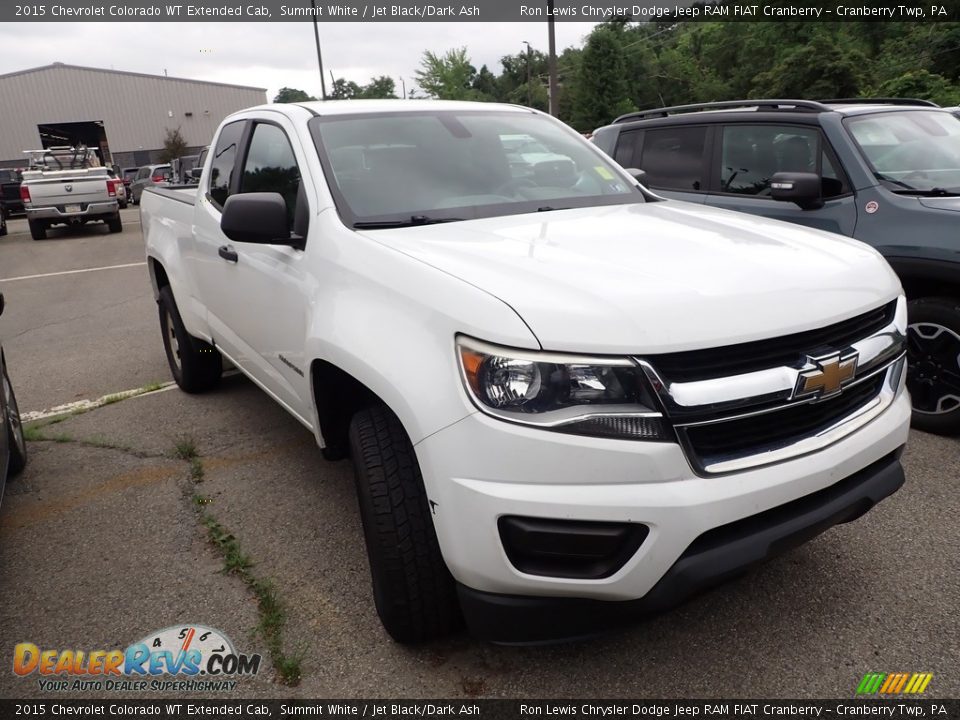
[218,245,238,263]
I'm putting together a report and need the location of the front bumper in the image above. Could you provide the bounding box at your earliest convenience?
[26,201,118,220]
[457,449,904,643]
[415,390,911,642]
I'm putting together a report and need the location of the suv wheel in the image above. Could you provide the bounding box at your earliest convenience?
[348,404,461,642]
[158,286,222,393]
[906,297,960,435]
[2,355,27,477]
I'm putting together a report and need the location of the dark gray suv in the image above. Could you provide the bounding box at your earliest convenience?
[593,99,960,435]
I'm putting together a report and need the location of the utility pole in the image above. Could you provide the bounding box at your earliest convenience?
[311,0,327,100]
[400,76,406,99]
[547,0,559,116]
[522,40,532,107]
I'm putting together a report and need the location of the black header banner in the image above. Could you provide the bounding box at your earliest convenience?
[1,699,959,720]
[4,0,960,22]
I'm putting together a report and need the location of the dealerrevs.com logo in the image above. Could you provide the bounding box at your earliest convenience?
[13,624,261,692]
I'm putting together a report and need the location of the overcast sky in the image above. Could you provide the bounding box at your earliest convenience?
[0,22,599,100]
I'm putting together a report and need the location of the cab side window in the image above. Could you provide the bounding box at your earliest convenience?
[638,127,707,191]
[239,123,302,228]
[208,120,245,209]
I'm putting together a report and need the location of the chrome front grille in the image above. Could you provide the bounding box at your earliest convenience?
[639,297,907,475]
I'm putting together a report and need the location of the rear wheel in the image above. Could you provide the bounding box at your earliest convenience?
[348,404,461,643]
[907,297,960,435]
[107,215,122,233]
[28,219,46,241]
[2,356,26,477]
[158,286,222,393]
[0,214,7,237]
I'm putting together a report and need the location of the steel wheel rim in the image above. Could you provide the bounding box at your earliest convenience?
[907,321,960,415]
[165,309,182,372]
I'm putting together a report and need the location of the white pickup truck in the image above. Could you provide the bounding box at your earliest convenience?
[141,100,911,644]
[21,146,123,240]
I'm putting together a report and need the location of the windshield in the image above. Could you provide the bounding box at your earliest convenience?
[846,110,960,193]
[309,110,643,227]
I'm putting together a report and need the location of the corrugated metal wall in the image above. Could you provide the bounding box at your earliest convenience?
[0,63,266,166]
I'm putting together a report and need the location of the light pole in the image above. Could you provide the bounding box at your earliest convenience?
[310,0,327,100]
[400,76,406,99]
[522,40,532,108]
[547,0,558,116]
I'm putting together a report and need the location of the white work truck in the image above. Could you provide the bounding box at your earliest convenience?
[21,146,123,240]
[140,101,911,644]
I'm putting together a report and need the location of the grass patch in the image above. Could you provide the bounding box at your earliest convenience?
[182,451,301,686]
[173,437,198,461]
[85,435,134,453]
[142,381,167,393]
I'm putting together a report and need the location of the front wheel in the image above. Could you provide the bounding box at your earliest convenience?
[2,356,27,477]
[158,286,222,393]
[906,297,960,435]
[348,405,461,643]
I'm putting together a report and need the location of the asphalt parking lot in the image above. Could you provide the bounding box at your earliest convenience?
[0,207,958,700]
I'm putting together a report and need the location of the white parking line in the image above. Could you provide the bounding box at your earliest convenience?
[0,261,147,284]
[22,382,177,423]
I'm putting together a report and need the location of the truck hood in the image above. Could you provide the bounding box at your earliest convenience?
[359,202,900,354]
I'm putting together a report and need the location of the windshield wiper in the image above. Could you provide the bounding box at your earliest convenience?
[888,187,960,197]
[536,205,568,212]
[353,215,465,229]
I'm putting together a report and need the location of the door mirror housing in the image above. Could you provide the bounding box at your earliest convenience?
[770,172,823,210]
[220,192,291,245]
[624,167,647,185]
[190,167,203,179]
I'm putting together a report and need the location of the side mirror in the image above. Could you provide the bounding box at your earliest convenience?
[770,172,823,210]
[221,193,290,244]
[624,167,647,184]
[190,167,203,179]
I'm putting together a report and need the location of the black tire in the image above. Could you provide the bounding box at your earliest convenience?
[907,297,960,435]
[107,215,122,233]
[158,286,222,393]
[28,219,45,241]
[0,215,7,237]
[348,405,461,643]
[2,356,27,477]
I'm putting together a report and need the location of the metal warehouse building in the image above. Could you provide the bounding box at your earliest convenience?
[0,63,266,169]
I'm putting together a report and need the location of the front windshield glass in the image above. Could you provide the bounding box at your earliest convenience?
[846,110,960,193]
[309,110,643,227]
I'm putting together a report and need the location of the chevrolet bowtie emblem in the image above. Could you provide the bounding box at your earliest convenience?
[794,352,859,400]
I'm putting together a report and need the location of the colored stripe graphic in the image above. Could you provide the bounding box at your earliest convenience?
[858,672,932,695]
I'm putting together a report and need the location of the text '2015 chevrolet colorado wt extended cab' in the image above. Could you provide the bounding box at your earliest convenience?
[141,100,910,644]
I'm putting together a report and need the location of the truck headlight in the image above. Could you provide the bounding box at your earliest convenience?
[456,336,671,441]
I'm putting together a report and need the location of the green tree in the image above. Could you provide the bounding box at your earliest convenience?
[273,87,316,103]
[358,76,398,99]
[414,47,478,100]
[571,27,635,130]
[159,126,188,163]
[329,78,361,100]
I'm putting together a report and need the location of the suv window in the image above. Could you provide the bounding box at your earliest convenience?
[136,168,149,180]
[638,127,707,191]
[720,125,846,198]
[208,120,245,209]
[239,123,301,226]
